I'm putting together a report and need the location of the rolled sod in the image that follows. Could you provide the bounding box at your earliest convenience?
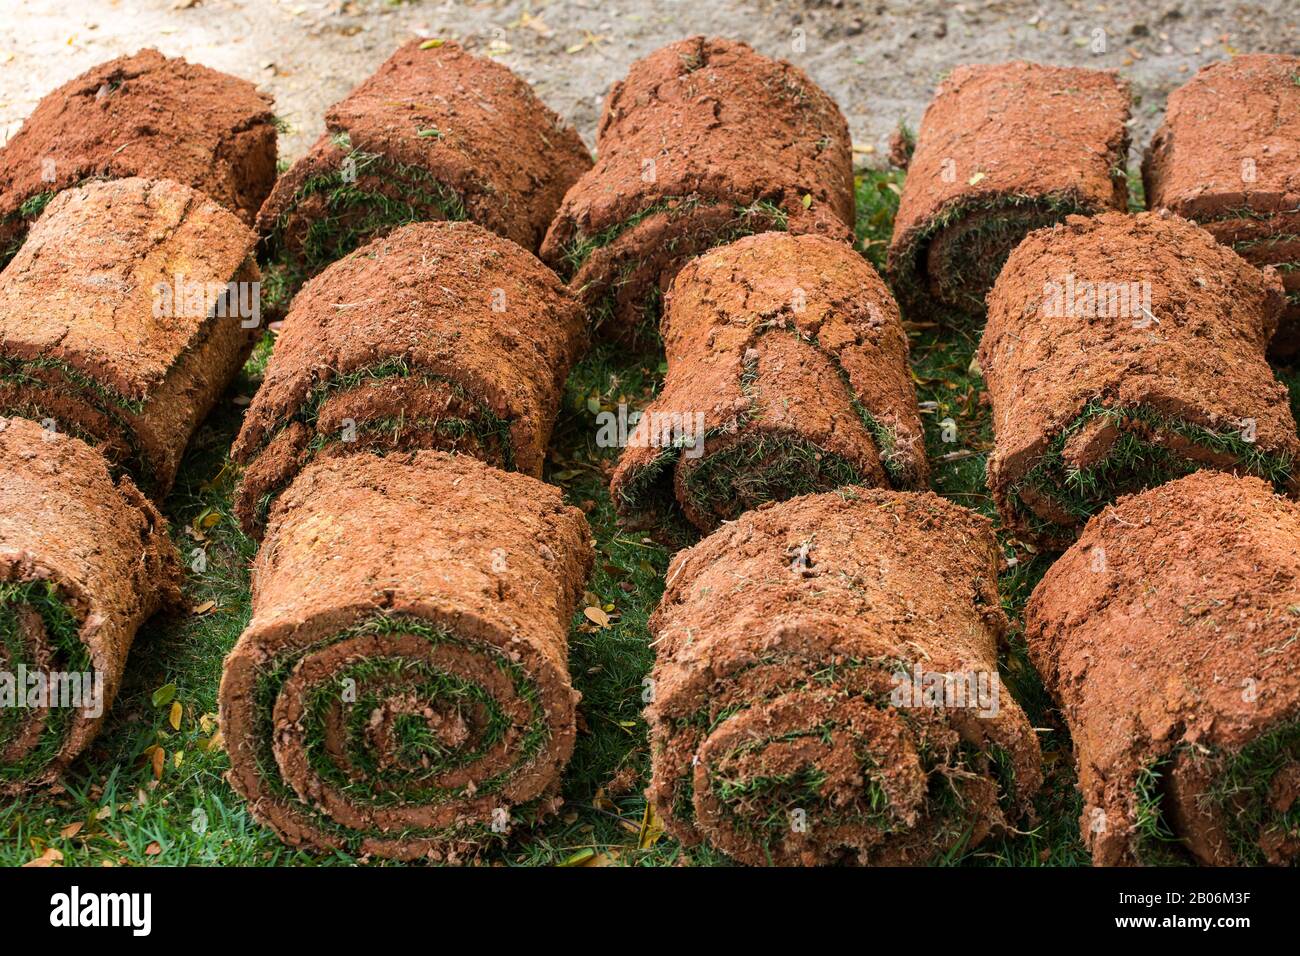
[887,61,1130,320]
[257,38,591,304]
[0,49,276,265]
[1143,54,1300,355]
[0,177,263,497]
[539,36,855,342]
[646,488,1042,866]
[609,232,928,534]
[0,416,180,792]
[219,451,594,860]
[980,210,1299,549]
[231,220,584,537]
[1027,471,1300,865]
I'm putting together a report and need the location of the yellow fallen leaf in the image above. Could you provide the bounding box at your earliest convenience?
[191,600,216,616]
[583,606,610,628]
[637,801,665,849]
[59,822,83,839]
[419,38,445,49]
[169,700,183,731]
[968,171,986,186]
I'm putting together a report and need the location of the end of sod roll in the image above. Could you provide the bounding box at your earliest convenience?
[0,416,180,792]
[1027,471,1300,865]
[646,488,1042,866]
[610,232,928,536]
[981,210,1298,550]
[219,451,593,861]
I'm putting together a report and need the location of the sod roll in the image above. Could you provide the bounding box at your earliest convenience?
[539,35,854,342]
[0,416,180,793]
[980,210,1299,549]
[0,48,276,264]
[232,220,584,537]
[258,38,591,304]
[610,232,927,535]
[0,177,262,497]
[887,61,1130,320]
[647,488,1042,866]
[1027,471,1300,865]
[1143,54,1300,355]
[220,451,593,861]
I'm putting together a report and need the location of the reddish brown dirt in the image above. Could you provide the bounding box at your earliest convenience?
[1143,54,1300,354]
[646,488,1041,866]
[0,416,180,792]
[258,38,591,274]
[539,36,855,340]
[0,49,275,255]
[609,232,927,534]
[1026,471,1300,865]
[888,61,1130,320]
[980,210,1298,548]
[0,177,262,496]
[219,450,593,861]
[231,220,584,537]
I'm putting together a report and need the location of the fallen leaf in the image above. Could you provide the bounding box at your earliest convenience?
[419,38,445,49]
[169,701,183,731]
[583,606,610,628]
[191,600,216,616]
[145,842,162,857]
[59,822,83,839]
[151,683,176,708]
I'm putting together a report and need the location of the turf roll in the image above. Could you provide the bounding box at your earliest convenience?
[219,450,593,861]
[539,35,854,342]
[609,232,927,534]
[0,177,263,497]
[231,220,584,538]
[1027,471,1300,865]
[980,210,1299,549]
[0,416,180,793]
[1143,54,1300,355]
[646,488,1042,866]
[0,48,276,265]
[887,61,1130,320]
[257,38,591,306]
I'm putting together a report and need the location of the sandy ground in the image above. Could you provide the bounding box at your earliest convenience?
[0,0,1296,168]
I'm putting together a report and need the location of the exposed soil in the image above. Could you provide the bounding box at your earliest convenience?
[539,35,854,342]
[231,220,585,537]
[0,48,274,264]
[1026,470,1300,865]
[888,61,1130,320]
[219,450,593,861]
[0,416,179,793]
[0,177,262,496]
[646,487,1041,866]
[1143,54,1300,354]
[258,38,591,303]
[610,232,926,535]
[980,210,1298,549]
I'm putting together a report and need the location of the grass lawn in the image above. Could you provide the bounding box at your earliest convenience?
[4,167,1295,868]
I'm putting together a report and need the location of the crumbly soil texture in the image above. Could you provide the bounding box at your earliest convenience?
[219,450,593,861]
[887,61,1130,321]
[610,232,927,535]
[1143,54,1300,355]
[539,35,855,343]
[980,210,1297,549]
[0,416,179,792]
[232,220,585,537]
[646,488,1042,866]
[257,38,591,309]
[1027,471,1300,866]
[0,48,275,266]
[0,177,262,497]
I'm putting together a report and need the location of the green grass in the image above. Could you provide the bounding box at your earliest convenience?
[7,166,1298,868]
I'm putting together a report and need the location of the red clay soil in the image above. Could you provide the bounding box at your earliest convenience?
[980,210,1298,549]
[258,38,590,281]
[646,488,1042,866]
[1026,471,1300,865]
[0,49,275,259]
[539,36,855,341]
[887,61,1130,320]
[1143,54,1300,354]
[231,220,584,537]
[0,177,262,496]
[219,450,593,861]
[0,416,180,793]
[609,232,927,535]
